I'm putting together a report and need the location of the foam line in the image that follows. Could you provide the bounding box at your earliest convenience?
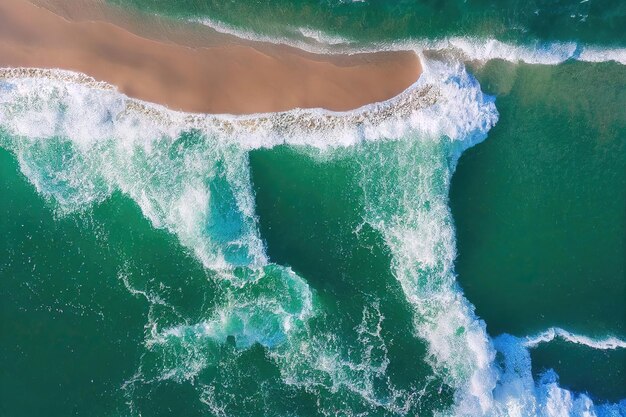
[191,17,354,52]
[423,38,626,66]
[523,327,626,350]
[193,17,626,66]
[0,58,492,152]
[491,334,626,417]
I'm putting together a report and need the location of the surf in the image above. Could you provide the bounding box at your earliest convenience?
[192,16,626,67]
[1,52,624,416]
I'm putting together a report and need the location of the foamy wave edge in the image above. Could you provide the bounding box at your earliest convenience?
[0,64,430,150]
[0,57,495,153]
[193,17,626,66]
[524,327,626,350]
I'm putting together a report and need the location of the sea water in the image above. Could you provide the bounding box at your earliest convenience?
[0,2,624,416]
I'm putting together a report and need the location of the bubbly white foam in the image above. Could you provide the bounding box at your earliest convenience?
[0,60,497,277]
[1,56,624,416]
[524,327,626,350]
[267,300,425,415]
[148,266,314,350]
[575,48,626,65]
[192,17,353,52]
[194,17,626,66]
[297,27,353,46]
[489,333,626,417]
[423,38,626,66]
[0,68,269,271]
[0,57,496,152]
[0,58,493,414]
[143,292,421,414]
[357,138,499,416]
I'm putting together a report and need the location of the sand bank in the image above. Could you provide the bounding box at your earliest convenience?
[0,0,421,114]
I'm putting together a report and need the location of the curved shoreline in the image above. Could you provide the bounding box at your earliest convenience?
[0,0,421,115]
[0,65,441,152]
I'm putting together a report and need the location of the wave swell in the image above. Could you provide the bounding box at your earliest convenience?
[524,328,626,351]
[193,17,626,66]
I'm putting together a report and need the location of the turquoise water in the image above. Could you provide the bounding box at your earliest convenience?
[1,1,626,416]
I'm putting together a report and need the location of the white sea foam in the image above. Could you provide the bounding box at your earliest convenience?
[148,265,314,351]
[0,58,493,152]
[297,27,353,46]
[0,59,498,415]
[0,59,491,414]
[1,55,624,416]
[422,38,626,66]
[145,294,421,414]
[0,60,494,275]
[194,16,626,66]
[192,17,353,52]
[266,300,425,415]
[576,48,626,65]
[524,327,626,350]
[489,334,626,417]
[358,138,499,416]
[0,70,266,271]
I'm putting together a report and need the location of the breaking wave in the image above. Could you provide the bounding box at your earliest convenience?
[193,17,626,66]
[524,328,626,351]
[0,53,623,416]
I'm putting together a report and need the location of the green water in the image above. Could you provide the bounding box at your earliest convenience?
[250,146,454,413]
[531,342,626,402]
[0,141,455,416]
[109,0,626,46]
[2,1,626,416]
[0,146,218,416]
[451,60,626,400]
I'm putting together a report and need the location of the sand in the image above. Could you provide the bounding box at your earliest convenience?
[0,0,422,115]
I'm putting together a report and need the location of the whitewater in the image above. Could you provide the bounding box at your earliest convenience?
[192,17,626,66]
[1,45,625,417]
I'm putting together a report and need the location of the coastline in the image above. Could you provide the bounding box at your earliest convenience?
[0,0,421,115]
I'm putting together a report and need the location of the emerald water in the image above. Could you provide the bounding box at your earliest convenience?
[452,60,626,402]
[1,1,625,416]
[109,0,626,46]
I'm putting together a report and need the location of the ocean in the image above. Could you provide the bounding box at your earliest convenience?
[0,1,624,417]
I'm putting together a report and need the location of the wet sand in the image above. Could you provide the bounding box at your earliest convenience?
[0,0,422,115]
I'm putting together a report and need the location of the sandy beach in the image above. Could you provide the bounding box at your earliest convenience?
[0,0,421,114]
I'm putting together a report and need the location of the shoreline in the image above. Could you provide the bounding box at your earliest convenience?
[0,66,439,152]
[0,0,421,115]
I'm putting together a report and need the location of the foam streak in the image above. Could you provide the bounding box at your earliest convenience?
[193,17,626,66]
[524,327,626,350]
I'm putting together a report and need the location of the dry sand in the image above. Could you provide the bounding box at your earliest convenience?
[0,0,421,115]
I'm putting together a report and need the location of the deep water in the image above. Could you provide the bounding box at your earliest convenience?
[451,60,626,402]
